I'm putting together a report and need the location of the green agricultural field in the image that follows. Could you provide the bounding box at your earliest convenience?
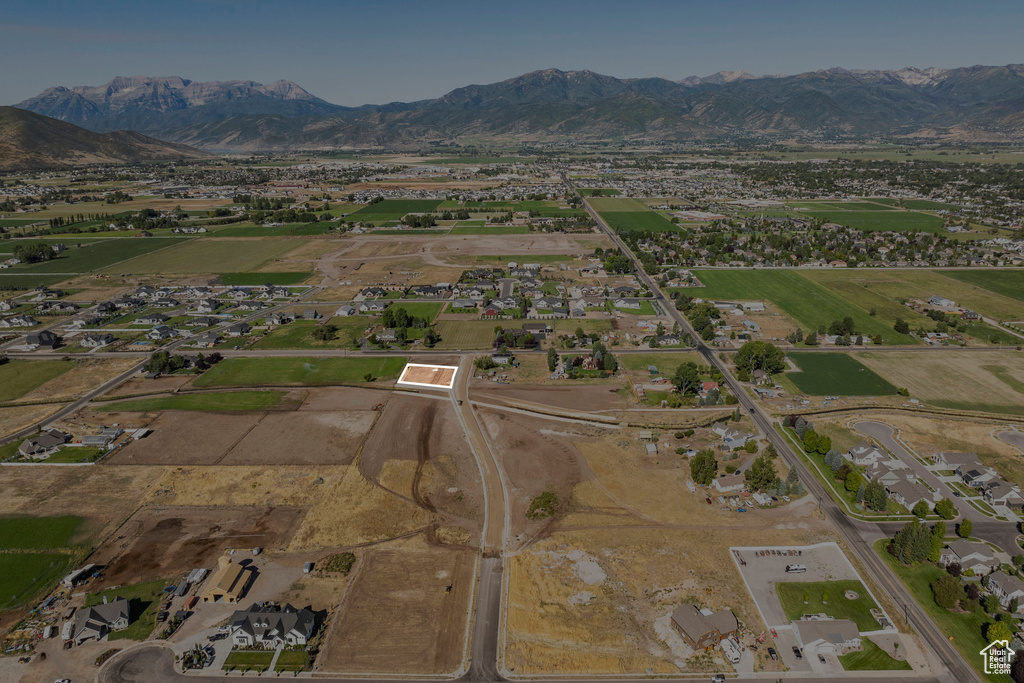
[776,580,881,631]
[838,638,912,671]
[578,188,622,196]
[86,579,168,641]
[387,302,444,321]
[940,270,1024,305]
[7,238,190,274]
[450,224,529,235]
[801,270,1024,326]
[0,515,82,549]
[0,273,72,290]
[586,197,649,213]
[867,197,961,210]
[209,224,296,237]
[786,353,898,396]
[433,320,498,350]
[100,390,286,413]
[0,219,42,227]
[219,272,311,286]
[0,237,109,252]
[802,210,945,233]
[351,199,443,216]
[0,553,75,611]
[600,211,679,233]
[252,319,369,350]
[102,238,303,274]
[688,270,916,344]
[0,359,75,402]
[787,201,895,211]
[431,157,531,164]
[194,356,406,387]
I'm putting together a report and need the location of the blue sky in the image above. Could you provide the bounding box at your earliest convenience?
[2,0,1023,106]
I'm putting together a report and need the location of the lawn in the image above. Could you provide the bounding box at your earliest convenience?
[0,359,75,402]
[252,319,369,350]
[387,301,444,321]
[0,515,83,549]
[687,270,917,345]
[786,353,898,396]
[7,238,190,274]
[351,199,443,216]
[450,224,530,235]
[776,580,882,631]
[433,320,499,349]
[619,352,703,372]
[43,447,107,463]
[875,540,1007,682]
[86,579,168,641]
[940,270,1024,305]
[219,272,311,286]
[273,650,310,672]
[99,390,285,413]
[613,300,656,315]
[838,637,912,671]
[802,210,945,233]
[101,239,302,274]
[0,552,75,610]
[224,651,276,671]
[193,356,406,386]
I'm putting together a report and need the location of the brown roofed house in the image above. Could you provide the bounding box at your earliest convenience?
[200,556,253,604]
[670,604,738,650]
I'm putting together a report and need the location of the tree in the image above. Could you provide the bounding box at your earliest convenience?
[892,520,931,564]
[894,318,910,334]
[855,483,866,504]
[312,324,337,341]
[745,454,778,493]
[1011,597,1020,614]
[865,481,888,512]
[673,362,702,396]
[690,449,717,486]
[803,430,819,453]
[957,518,973,538]
[983,594,1002,614]
[928,521,945,562]
[913,500,931,519]
[930,574,963,609]
[794,417,808,438]
[804,331,818,346]
[987,620,1014,644]
[734,341,786,374]
[845,470,864,492]
[786,467,804,495]
[934,498,957,520]
[815,435,832,455]
[604,352,618,373]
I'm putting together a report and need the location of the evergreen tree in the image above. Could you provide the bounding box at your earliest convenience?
[855,484,866,504]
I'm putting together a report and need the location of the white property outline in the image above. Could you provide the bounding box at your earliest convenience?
[396,362,459,390]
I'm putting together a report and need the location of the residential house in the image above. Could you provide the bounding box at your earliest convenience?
[113,298,141,309]
[200,556,253,604]
[0,300,14,311]
[226,322,251,337]
[72,597,130,644]
[845,441,887,466]
[335,305,358,317]
[863,459,911,486]
[711,422,753,448]
[360,287,389,298]
[188,316,219,327]
[614,297,642,309]
[194,332,221,349]
[933,451,983,472]
[988,571,1024,609]
[96,301,117,315]
[134,313,168,325]
[228,603,317,649]
[940,540,1000,575]
[358,301,388,314]
[236,301,264,312]
[981,480,1024,509]
[885,479,932,510]
[153,298,180,308]
[713,474,746,493]
[81,428,123,448]
[195,299,219,314]
[0,315,38,328]
[451,299,478,309]
[669,604,738,651]
[81,333,114,348]
[794,619,862,655]
[18,429,70,458]
[147,325,173,341]
[376,328,398,343]
[25,330,59,349]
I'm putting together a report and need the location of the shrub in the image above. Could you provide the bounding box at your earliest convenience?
[527,491,559,519]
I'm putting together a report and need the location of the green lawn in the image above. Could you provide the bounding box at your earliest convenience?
[0,359,75,402]
[85,578,169,641]
[433,320,499,350]
[219,272,310,286]
[687,270,917,345]
[776,580,881,631]
[252,319,369,350]
[786,353,898,396]
[802,210,945,233]
[940,270,1024,304]
[875,540,1007,682]
[613,300,656,315]
[0,516,83,549]
[351,199,443,216]
[838,637,912,671]
[450,224,530,234]
[193,356,406,386]
[224,650,276,671]
[273,650,310,672]
[43,447,106,463]
[868,198,961,210]
[387,301,444,322]
[100,390,285,413]
[0,552,75,610]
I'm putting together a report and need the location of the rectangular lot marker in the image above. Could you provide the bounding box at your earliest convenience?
[397,362,459,390]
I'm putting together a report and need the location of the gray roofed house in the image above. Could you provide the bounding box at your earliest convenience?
[147,325,173,341]
[73,596,130,644]
[452,298,478,309]
[18,429,70,458]
[988,571,1024,609]
[932,452,982,472]
[194,332,221,349]
[940,540,1000,574]
[226,322,251,337]
[81,333,114,348]
[134,313,168,325]
[669,604,738,650]
[885,479,931,509]
[229,603,317,648]
[335,305,358,317]
[359,300,388,313]
[376,328,398,343]
[794,619,862,655]
[25,330,58,349]
[845,441,886,466]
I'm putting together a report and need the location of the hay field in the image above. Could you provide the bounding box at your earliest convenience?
[854,350,1024,414]
[18,358,138,403]
[100,238,304,274]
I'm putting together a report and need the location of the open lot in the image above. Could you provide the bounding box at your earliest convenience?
[801,210,945,233]
[318,542,475,674]
[252,319,370,349]
[0,359,75,402]
[99,390,287,413]
[101,238,304,274]
[193,356,406,386]
[433,319,499,349]
[786,352,898,396]
[6,238,190,274]
[776,580,881,630]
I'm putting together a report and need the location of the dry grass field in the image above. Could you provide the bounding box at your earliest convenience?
[100,238,306,274]
[0,404,66,439]
[17,358,138,403]
[318,538,475,674]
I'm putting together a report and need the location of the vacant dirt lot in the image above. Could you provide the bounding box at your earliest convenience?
[105,412,263,465]
[318,540,475,674]
[219,410,375,466]
[105,373,195,398]
[88,505,306,590]
[472,383,628,412]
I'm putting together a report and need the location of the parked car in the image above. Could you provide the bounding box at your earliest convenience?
[792,646,803,660]
[768,647,778,661]
[711,676,725,683]
[818,654,826,664]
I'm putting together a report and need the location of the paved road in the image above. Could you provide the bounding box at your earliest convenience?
[575,181,980,683]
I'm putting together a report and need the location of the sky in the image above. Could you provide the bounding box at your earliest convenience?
[2,0,1023,106]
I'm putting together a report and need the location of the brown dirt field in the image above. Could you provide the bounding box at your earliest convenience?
[62,286,132,302]
[19,358,139,403]
[479,410,589,545]
[104,412,263,465]
[87,505,306,590]
[218,411,375,466]
[318,542,475,674]
[299,386,390,411]
[0,465,164,544]
[472,383,628,412]
[0,403,66,440]
[400,364,457,387]
[105,374,194,398]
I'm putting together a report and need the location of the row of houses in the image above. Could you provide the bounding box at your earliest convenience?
[933,452,1024,509]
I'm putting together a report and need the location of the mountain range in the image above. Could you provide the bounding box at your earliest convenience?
[14,64,1024,150]
[0,107,204,170]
